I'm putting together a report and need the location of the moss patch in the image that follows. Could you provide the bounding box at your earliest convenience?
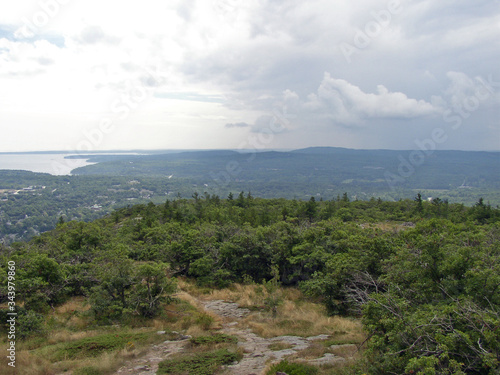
[189,333,238,346]
[157,349,240,375]
[266,360,319,375]
[37,331,154,361]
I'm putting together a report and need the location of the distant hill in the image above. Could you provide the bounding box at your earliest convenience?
[71,147,499,204]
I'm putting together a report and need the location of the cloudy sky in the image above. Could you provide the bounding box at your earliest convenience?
[0,0,499,152]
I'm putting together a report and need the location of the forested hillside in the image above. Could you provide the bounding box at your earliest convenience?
[1,196,498,374]
[73,148,500,205]
[2,147,499,244]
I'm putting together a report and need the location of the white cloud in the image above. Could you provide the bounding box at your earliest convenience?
[0,0,498,151]
[299,73,441,125]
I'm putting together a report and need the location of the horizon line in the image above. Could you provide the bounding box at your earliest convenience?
[0,146,499,154]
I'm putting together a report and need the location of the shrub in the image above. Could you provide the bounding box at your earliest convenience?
[266,360,318,375]
[17,309,46,340]
[157,349,240,375]
[45,332,151,361]
[87,286,124,323]
[195,312,215,330]
[189,333,238,346]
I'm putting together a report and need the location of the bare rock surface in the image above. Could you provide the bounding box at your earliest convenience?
[114,337,189,375]
[112,298,353,375]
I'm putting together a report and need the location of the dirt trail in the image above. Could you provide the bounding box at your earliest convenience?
[114,298,351,375]
[202,300,347,375]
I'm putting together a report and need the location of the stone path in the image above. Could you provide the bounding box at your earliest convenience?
[202,300,348,375]
[112,299,353,375]
[114,332,191,375]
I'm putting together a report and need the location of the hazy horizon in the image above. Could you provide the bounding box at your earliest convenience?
[1,145,500,154]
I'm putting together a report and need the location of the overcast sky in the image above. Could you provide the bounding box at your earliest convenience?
[0,0,499,152]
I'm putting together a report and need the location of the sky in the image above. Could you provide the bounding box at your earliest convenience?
[0,0,499,152]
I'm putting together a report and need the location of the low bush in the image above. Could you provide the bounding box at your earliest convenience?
[157,349,240,375]
[266,360,318,375]
[41,332,152,361]
[189,333,238,346]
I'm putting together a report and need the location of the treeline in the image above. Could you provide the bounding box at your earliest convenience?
[2,168,499,244]
[0,195,499,373]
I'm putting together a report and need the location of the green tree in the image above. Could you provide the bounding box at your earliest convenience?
[132,263,176,318]
[415,192,424,213]
[88,246,134,321]
[304,197,317,222]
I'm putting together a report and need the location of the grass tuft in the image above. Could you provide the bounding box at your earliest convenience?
[157,349,241,375]
[189,333,238,346]
[266,359,319,375]
[37,331,154,361]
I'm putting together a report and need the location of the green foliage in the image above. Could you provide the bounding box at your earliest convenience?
[87,286,125,323]
[15,253,68,311]
[86,248,175,322]
[157,349,240,375]
[360,221,500,374]
[2,148,500,243]
[43,332,152,361]
[189,333,238,346]
[195,312,215,330]
[132,262,176,318]
[263,266,283,317]
[266,359,319,375]
[16,309,46,340]
[1,195,499,374]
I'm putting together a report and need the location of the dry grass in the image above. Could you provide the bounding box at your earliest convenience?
[330,344,358,358]
[51,346,146,375]
[46,329,99,346]
[0,296,178,375]
[268,342,294,351]
[2,279,364,375]
[179,279,365,345]
[0,348,54,375]
[54,297,89,314]
[48,297,92,331]
[203,283,262,307]
[179,279,270,309]
[246,299,364,341]
[45,330,164,375]
[185,324,211,337]
[294,341,329,359]
[175,290,205,310]
[167,290,222,333]
[176,277,207,297]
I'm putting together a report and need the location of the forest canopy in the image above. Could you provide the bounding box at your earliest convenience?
[0,195,499,374]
